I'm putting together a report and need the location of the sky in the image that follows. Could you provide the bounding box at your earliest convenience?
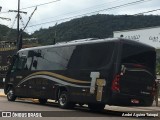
[0,0,159,34]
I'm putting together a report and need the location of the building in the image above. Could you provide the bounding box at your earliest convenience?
[113,26,160,49]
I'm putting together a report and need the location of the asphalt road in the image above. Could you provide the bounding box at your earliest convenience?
[0,97,159,120]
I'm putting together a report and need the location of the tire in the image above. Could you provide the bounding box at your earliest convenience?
[58,91,74,109]
[7,88,16,101]
[39,99,47,105]
[88,103,105,111]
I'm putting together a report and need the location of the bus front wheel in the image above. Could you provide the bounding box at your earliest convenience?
[58,91,74,109]
[7,88,16,101]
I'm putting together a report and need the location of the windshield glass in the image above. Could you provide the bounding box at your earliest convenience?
[121,43,156,74]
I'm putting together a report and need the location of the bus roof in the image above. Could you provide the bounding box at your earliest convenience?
[18,38,155,53]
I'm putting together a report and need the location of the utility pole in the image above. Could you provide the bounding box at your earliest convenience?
[53,23,57,44]
[8,0,27,50]
[17,0,20,50]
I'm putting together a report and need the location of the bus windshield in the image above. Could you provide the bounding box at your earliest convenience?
[121,43,156,74]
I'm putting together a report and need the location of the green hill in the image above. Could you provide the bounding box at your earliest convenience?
[0,24,29,42]
[32,14,160,45]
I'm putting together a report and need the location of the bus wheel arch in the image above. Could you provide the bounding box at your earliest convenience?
[57,86,74,109]
[56,86,68,101]
[5,84,13,93]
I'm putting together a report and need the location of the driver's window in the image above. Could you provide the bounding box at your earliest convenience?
[11,55,27,72]
[11,57,19,73]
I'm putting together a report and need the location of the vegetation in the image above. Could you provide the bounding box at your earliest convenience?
[0,24,29,42]
[1,14,160,44]
[32,14,160,45]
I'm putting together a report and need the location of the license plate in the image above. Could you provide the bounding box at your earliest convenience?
[131,99,139,104]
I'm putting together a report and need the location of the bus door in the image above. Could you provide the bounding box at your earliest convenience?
[27,77,49,99]
[28,78,49,98]
[9,55,28,97]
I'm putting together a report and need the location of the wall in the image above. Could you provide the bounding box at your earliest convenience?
[114,26,160,49]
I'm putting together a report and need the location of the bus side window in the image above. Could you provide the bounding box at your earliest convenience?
[11,56,27,72]
[17,56,27,70]
[11,55,19,73]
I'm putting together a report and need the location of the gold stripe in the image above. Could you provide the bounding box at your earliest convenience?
[96,79,106,101]
[24,71,90,84]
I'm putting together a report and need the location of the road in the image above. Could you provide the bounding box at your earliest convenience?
[0,97,159,120]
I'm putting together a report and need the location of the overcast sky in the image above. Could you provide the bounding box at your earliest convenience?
[0,0,159,34]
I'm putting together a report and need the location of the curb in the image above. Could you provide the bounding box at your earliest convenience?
[0,94,54,103]
[0,93,6,97]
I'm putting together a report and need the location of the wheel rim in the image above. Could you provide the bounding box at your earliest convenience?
[59,94,67,106]
[7,90,13,100]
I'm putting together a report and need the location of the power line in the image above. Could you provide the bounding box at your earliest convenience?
[39,0,127,21]
[23,7,37,31]
[34,0,152,23]
[21,0,61,10]
[80,0,152,16]
[0,0,61,14]
[27,0,152,28]
[28,1,159,34]
[134,8,160,15]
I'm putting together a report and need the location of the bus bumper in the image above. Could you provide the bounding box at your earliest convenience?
[109,92,154,106]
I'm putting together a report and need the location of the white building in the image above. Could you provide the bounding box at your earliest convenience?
[113,26,160,49]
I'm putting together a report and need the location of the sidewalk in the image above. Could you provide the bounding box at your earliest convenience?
[0,89,5,97]
[105,104,160,112]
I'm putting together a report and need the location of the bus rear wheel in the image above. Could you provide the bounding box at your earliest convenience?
[7,88,16,101]
[58,91,74,109]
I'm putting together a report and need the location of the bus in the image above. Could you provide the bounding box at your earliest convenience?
[0,41,16,88]
[4,38,156,111]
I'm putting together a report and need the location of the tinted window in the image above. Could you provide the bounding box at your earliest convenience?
[17,56,27,70]
[121,43,156,72]
[68,42,115,69]
[11,55,27,72]
[31,46,75,70]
